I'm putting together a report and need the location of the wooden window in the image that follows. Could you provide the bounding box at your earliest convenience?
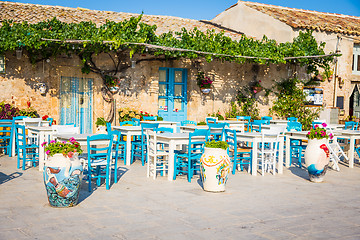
[352,44,360,74]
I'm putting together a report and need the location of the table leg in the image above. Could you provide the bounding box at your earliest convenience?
[167,140,175,181]
[278,135,284,174]
[251,140,257,176]
[125,133,132,166]
[349,136,355,168]
[285,136,291,168]
[38,132,45,171]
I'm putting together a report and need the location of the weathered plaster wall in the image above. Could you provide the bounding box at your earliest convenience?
[0,50,303,131]
[212,2,295,42]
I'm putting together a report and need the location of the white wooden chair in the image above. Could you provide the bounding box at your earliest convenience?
[257,127,282,175]
[146,129,169,179]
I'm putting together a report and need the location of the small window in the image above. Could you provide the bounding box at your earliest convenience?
[336,96,344,109]
[0,56,5,73]
[352,44,360,74]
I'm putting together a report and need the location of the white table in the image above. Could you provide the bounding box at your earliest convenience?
[27,126,53,171]
[112,126,142,165]
[140,121,178,133]
[235,132,284,176]
[156,132,206,181]
[54,133,97,146]
[217,120,245,132]
[332,129,360,168]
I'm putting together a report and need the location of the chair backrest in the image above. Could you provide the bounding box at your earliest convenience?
[236,116,251,122]
[22,118,42,127]
[155,127,173,133]
[261,116,272,125]
[180,120,197,126]
[286,121,302,132]
[140,123,160,142]
[207,122,228,140]
[224,128,237,154]
[251,120,267,132]
[0,121,13,140]
[261,128,281,152]
[132,118,140,126]
[87,134,113,164]
[120,121,134,126]
[143,116,157,121]
[13,116,29,120]
[52,125,80,134]
[188,129,209,155]
[47,118,54,126]
[206,117,217,124]
[14,124,27,148]
[344,121,358,130]
[106,122,112,132]
[287,117,298,122]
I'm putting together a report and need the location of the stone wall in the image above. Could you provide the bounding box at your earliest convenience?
[0,50,304,131]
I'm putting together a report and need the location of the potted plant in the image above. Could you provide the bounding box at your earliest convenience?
[304,123,333,183]
[252,80,263,93]
[197,71,213,95]
[42,138,83,207]
[104,75,120,94]
[95,117,107,133]
[200,140,231,192]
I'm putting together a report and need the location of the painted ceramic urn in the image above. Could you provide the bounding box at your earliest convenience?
[200,147,231,192]
[43,153,83,207]
[304,139,330,183]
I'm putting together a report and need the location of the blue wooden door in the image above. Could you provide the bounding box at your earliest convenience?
[158,68,187,122]
[59,77,93,133]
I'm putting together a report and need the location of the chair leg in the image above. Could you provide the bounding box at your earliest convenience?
[114,156,118,184]
[106,165,110,190]
[88,171,92,192]
[22,150,26,170]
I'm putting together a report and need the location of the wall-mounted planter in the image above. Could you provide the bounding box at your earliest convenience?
[200,88,211,95]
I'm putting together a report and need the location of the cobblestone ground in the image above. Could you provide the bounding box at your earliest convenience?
[1,155,360,240]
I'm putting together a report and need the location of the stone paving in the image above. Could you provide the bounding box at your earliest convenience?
[1,155,360,240]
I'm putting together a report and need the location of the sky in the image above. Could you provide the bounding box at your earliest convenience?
[5,0,360,20]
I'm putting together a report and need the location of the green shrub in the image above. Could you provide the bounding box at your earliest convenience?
[95,117,107,126]
[270,78,321,130]
[197,121,206,125]
[205,140,229,150]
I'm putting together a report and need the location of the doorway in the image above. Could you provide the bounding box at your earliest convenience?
[59,77,93,133]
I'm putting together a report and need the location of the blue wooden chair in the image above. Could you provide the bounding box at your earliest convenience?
[47,118,54,126]
[131,123,159,165]
[224,129,252,174]
[236,116,251,132]
[207,122,228,141]
[86,134,114,191]
[205,117,217,124]
[0,120,13,155]
[174,129,209,182]
[180,120,197,126]
[132,118,140,126]
[14,124,39,170]
[344,121,358,130]
[287,121,304,167]
[120,121,135,126]
[287,117,298,122]
[251,120,267,132]
[108,130,126,165]
[143,116,157,121]
[261,116,272,125]
[13,116,29,120]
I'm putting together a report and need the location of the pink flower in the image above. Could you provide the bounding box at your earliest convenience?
[62,141,67,144]
[69,137,76,143]
[329,133,334,139]
[307,132,310,135]
[50,140,56,144]
[322,122,327,128]
[254,90,257,93]
[314,125,319,129]
[46,150,50,155]
[41,141,47,147]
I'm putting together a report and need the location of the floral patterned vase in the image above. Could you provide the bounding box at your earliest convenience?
[200,147,231,192]
[43,153,83,207]
[304,139,330,183]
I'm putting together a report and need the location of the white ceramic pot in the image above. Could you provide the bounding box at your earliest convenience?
[200,147,231,192]
[43,153,83,207]
[304,138,330,183]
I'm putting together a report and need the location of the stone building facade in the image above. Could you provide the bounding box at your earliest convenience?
[0,1,311,133]
[212,0,360,121]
